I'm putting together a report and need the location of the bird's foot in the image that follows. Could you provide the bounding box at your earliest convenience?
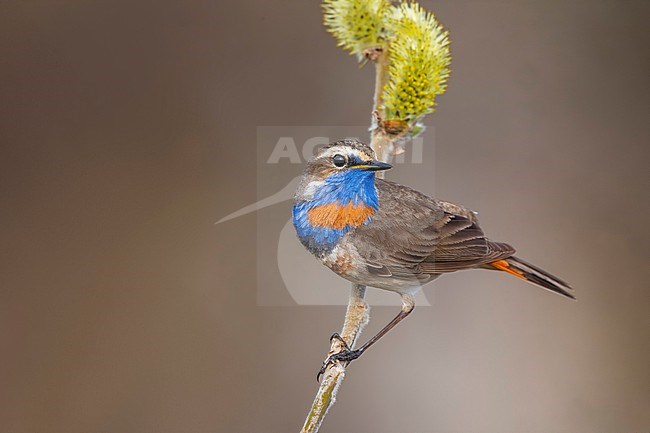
[316,349,363,382]
[316,333,363,382]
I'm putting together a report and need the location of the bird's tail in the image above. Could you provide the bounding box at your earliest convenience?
[489,256,575,300]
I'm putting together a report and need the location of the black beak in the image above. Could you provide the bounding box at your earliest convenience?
[353,160,392,171]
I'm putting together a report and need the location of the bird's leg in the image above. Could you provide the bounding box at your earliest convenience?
[318,294,415,381]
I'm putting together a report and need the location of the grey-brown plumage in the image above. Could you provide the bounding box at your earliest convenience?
[354,179,513,280]
[350,178,573,299]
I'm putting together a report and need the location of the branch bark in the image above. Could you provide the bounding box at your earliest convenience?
[301,49,396,433]
[300,284,368,433]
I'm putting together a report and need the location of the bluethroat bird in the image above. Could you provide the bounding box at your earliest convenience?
[292,139,574,378]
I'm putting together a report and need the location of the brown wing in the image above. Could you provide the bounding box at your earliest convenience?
[420,213,515,272]
[350,179,515,281]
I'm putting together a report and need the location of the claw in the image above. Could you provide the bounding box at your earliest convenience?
[329,332,350,350]
[316,363,327,382]
[317,333,350,382]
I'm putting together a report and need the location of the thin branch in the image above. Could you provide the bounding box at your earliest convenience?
[302,1,451,429]
[370,47,394,170]
[301,284,368,433]
[301,49,396,433]
[371,46,388,113]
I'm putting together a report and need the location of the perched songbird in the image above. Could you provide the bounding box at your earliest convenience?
[293,139,574,376]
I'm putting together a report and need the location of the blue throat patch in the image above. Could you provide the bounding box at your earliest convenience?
[293,169,379,255]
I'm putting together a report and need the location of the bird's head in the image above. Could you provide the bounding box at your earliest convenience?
[302,139,392,182]
[295,139,391,203]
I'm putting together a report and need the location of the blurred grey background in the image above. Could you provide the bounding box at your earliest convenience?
[1,1,648,432]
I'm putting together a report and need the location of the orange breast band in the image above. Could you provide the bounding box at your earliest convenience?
[307,202,376,229]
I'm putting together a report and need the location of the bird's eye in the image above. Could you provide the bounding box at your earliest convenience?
[332,154,347,168]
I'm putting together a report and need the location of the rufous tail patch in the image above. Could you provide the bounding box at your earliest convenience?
[491,259,527,280]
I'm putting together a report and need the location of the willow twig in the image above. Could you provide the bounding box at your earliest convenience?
[301,50,396,433]
[302,1,450,429]
[300,284,368,433]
